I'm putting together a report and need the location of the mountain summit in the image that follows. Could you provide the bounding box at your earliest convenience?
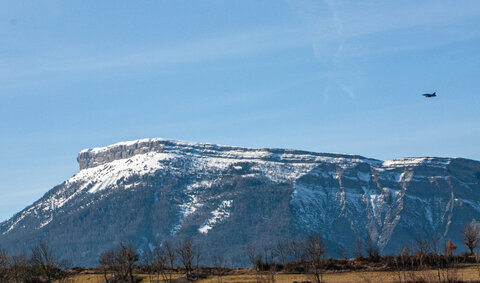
[1,138,479,266]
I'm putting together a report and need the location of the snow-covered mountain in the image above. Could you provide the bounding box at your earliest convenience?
[1,138,480,266]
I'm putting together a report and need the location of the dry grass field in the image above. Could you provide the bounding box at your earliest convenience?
[56,266,480,283]
[56,273,182,283]
[195,267,480,283]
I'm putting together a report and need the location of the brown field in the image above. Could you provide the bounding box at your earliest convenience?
[195,267,480,283]
[56,273,183,283]
[57,266,480,283]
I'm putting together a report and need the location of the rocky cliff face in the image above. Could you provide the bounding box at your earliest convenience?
[1,138,480,266]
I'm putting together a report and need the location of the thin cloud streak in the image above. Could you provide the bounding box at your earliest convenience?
[1,27,311,79]
[288,0,480,45]
[286,0,480,100]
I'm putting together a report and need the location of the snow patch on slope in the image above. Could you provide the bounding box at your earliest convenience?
[199,200,233,234]
[383,157,451,168]
[2,137,463,243]
[68,152,174,193]
[170,180,214,235]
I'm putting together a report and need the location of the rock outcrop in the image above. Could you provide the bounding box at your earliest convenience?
[1,138,479,266]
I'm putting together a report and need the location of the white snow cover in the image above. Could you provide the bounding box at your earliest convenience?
[179,181,213,218]
[80,138,201,154]
[68,151,174,194]
[198,200,233,234]
[2,138,458,235]
[383,157,451,168]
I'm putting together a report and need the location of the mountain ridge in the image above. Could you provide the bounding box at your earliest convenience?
[1,138,479,266]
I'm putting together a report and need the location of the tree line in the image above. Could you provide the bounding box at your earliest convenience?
[99,222,480,283]
[2,222,480,283]
[99,238,208,283]
[0,241,71,283]
[241,222,480,283]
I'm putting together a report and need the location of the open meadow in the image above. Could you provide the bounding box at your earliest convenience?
[56,266,480,283]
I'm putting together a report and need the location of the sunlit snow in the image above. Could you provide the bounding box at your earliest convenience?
[199,200,233,234]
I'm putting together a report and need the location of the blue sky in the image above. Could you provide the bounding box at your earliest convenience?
[1,0,480,221]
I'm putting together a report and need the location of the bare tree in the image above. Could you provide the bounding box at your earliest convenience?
[262,244,273,267]
[0,246,10,282]
[394,246,410,283]
[165,241,176,268]
[462,222,479,255]
[143,244,169,283]
[429,237,444,283]
[212,254,227,283]
[262,244,278,283]
[416,237,431,255]
[9,253,29,283]
[164,241,176,282]
[116,242,139,283]
[305,234,326,283]
[289,239,306,263]
[31,241,60,282]
[99,250,116,283]
[99,242,139,283]
[142,247,155,283]
[153,244,169,283]
[415,237,430,269]
[274,241,289,266]
[246,244,257,270]
[177,239,194,279]
[194,241,203,272]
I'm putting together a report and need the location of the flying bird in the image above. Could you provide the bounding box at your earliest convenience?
[422,92,436,98]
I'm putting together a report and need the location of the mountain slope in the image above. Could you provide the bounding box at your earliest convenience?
[1,138,480,266]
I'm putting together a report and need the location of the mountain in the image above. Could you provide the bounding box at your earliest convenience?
[1,138,480,267]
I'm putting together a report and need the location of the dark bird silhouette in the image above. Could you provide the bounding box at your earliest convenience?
[422,92,436,98]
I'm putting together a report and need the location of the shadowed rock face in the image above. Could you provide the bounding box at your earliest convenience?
[77,139,165,170]
[1,138,480,267]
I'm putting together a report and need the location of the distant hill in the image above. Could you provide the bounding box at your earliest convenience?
[1,138,479,266]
